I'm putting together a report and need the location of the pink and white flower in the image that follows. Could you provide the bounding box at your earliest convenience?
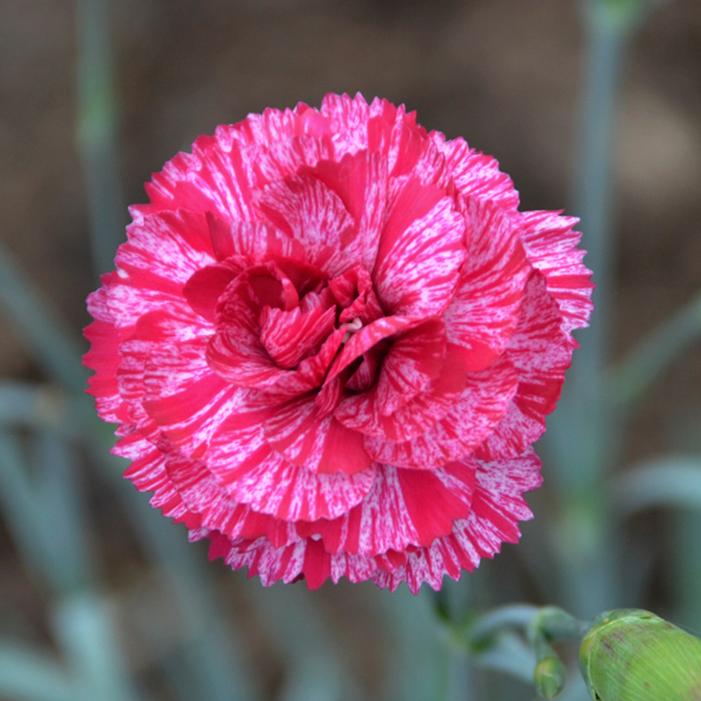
[84,93,593,592]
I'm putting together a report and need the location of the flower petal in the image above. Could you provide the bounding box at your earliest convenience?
[305,462,476,556]
[116,434,193,525]
[519,211,594,334]
[136,106,325,222]
[114,306,233,456]
[183,260,243,321]
[319,92,370,158]
[373,450,541,593]
[305,150,389,272]
[260,305,336,369]
[325,315,419,384]
[373,179,466,316]
[118,210,216,287]
[363,359,519,466]
[432,133,519,210]
[207,407,374,521]
[256,173,355,272]
[83,320,128,423]
[262,396,374,475]
[163,452,299,547]
[479,273,574,459]
[374,320,447,416]
[443,199,530,372]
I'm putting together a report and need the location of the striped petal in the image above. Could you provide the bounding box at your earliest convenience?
[207,407,374,521]
[373,450,542,593]
[262,396,373,475]
[443,199,530,372]
[304,462,476,556]
[363,359,519,467]
[432,132,520,210]
[479,273,574,459]
[519,211,594,335]
[373,178,466,317]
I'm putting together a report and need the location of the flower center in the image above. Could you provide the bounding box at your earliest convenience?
[341,317,363,344]
[201,255,388,396]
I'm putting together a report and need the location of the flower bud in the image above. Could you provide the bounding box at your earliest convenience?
[579,609,701,701]
[534,655,567,699]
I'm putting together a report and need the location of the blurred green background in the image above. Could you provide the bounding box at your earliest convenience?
[1,1,700,699]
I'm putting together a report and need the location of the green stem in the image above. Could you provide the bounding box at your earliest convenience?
[675,512,701,630]
[33,431,93,590]
[76,0,125,274]
[436,603,587,695]
[0,428,142,701]
[53,592,142,701]
[468,605,541,645]
[0,431,87,593]
[244,585,359,701]
[550,0,627,491]
[0,382,68,431]
[94,450,259,701]
[384,590,448,701]
[544,0,631,616]
[531,607,588,641]
[0,641,76,701]
[474,633,536,684]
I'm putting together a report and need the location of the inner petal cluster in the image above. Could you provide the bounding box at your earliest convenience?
[204,255,386,401]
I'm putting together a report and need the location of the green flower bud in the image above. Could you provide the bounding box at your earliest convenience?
[534,655,567,699]
[579,609,701,701]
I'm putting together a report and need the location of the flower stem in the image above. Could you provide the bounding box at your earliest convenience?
[435,603,587,695]
[75,0,126,275]
[543,0,635,617]
[0,641,75,701]
[468,605,541,645]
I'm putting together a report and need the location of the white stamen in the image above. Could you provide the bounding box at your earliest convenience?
[341,317,363,344]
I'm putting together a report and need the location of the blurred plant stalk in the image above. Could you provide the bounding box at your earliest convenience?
[436,603,591,698]
[76,0,126,274]
[0,430,142,701]
[544,0,655,616]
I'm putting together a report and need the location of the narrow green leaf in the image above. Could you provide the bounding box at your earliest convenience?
[610,291,701,411]
[615,457,701,517]
[0,641,75,701]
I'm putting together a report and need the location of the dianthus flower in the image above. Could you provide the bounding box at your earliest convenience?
[84,93,592,592]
